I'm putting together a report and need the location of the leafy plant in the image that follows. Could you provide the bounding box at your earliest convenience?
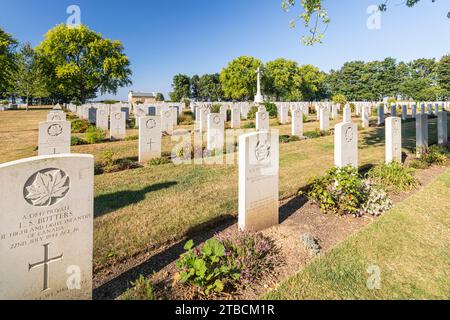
[71,119,90,133]
[263,102,278,118]
[246,106,258,120]
[361,183,392,217]
[147,157,171,166]
[124,135,139,141]
[279,135,301,143]
[301,233,321,256]
[122,275,156,300]
[307,166,367,216]
[367,162,418,193]
[71,136,87,146]
[332,94,347,107]
[419,145,449,166]
[178,111,195,125]
[218,232,280,288]
[242,122,256,129]
[304,129,330,139]
[84,126,106,144]
[175,239,239,297]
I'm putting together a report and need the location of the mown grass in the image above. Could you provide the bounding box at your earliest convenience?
[263,169,450,300]
[1,109,449,271]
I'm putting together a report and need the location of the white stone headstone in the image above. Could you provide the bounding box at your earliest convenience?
[334,122,358,168]
[0,154,94,300]
[256,111,269,131]
[291,108,303,138]
[161,108,174,135]
[386,117,402,164]
[138,116,162,163]
[361,106,369,128]
[279,106,289,124]
[377,104,385,125]
[96,109,109,130]
[38,121,71,156]
[343,105,352,123]
[238,131,279,232]
[47,111,66,122]
[231,107,241,129]
[207,114,225,151]
[437,111,448,146]
[319,108,330,131]
[110,111,126,140]
[416,114,429,155]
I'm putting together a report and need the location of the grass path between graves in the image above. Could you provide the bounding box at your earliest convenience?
[263,169,450,300]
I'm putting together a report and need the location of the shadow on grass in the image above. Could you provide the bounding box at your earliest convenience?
[93,214,236,300]
[94,181,178,218]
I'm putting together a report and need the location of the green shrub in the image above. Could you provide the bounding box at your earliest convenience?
[247,107,258,120]
[303,114,308,123]
[147,157,170,166]
[127,118,136,129]
[84,126,106,144]
[122,275,156,300]
[361,184,393,216]
[124,135,139,141]
[367,162,418,193]
[176,239,240,297]
[263,102,278,118]
[179,111,194,125]
[242,122,256,129]
[304,129,330,139]
[332,94,347,107]
[301,233,321,256]
[279,135,301,144]
[226,109,232,121]
[211,104,221,113]
[420,145,449,166]
[307,166,366,216]
[71,136,88,146]
[218,232,280,289]
[71,119,90,133]
[96,150,140,174]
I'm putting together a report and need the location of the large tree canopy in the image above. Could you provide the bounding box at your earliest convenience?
[264,58,302,101]
[36,24,132,103]
[220,56,263,101]
[0,27,18,96]
[12,43,49,107]
[169,74,191,102]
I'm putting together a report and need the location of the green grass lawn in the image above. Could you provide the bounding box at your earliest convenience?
[263,169,450,300]
[1,108,449,272]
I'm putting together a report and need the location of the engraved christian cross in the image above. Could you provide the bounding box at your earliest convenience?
[28,243,63,291]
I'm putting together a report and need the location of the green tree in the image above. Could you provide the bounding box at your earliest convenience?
[0,27,18,98]
[13,43,49,109]
[299,64,326,101]
[220,56,263,101]
[436,54,450,98]
[190,74,200,100]
[197,73,223,101]
[169,74,191,102]
[36,24,132,103]
[155,92,165,101]
[264,58,302,101]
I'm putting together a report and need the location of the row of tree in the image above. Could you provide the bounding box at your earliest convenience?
[170,55,450,102]
[0,25,132,105]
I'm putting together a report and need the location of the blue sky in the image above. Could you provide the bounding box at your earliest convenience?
[0,0,449,100]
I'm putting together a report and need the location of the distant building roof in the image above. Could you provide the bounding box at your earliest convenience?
[129,91,156,98]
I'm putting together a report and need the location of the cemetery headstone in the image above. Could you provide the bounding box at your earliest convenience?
[0,154,94,299]
[138,116,162,163]
[334,122,358,168]
[238,131,279,232]
[207,114,225,151]
[386,117,402,163]
[38,121,71,156]
[416,114,429,156]
[437,111,448,146]
[110,111,126,140]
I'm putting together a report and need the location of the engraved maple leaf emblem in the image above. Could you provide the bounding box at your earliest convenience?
[25,170,69,206]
